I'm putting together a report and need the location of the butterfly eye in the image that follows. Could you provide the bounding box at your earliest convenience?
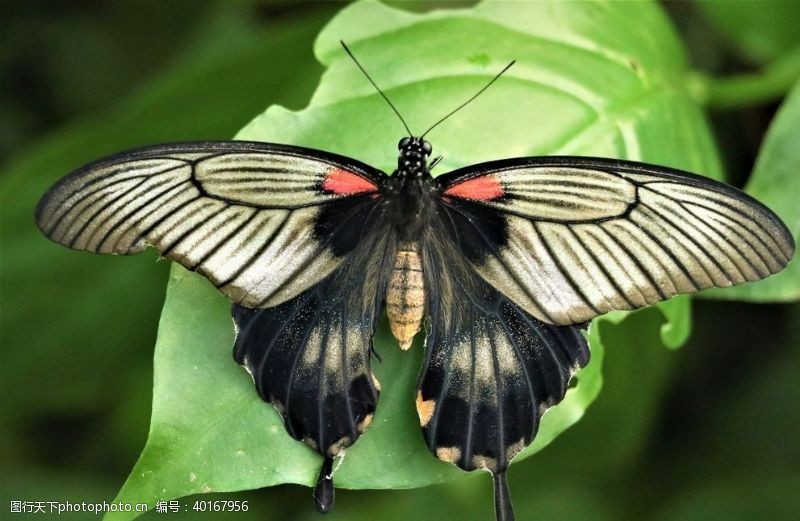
[422,140,432,155]
[398,137,411,150]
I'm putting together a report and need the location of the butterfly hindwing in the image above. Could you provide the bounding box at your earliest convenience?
[35,141,385,309]
[417,220,589,474]
[232,220,395,457]
[437,156,795,325]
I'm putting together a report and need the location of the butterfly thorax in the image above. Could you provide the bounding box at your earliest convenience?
[386,137,435,238]
[383,137,435,349]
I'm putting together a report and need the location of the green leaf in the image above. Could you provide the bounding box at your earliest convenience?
[702,79,800,302]
[658,296,692,350]
[699,44,800,110]
[595,296,691,350]
[693,0,800,65]
[112,0,711,516]
[690,1,800,109]
[515,304,681,483]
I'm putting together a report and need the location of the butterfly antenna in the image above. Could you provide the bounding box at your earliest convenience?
[420,60,515,139]
[340,40,413,137]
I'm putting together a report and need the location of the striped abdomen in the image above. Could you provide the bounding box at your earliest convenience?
[386,242,425,350]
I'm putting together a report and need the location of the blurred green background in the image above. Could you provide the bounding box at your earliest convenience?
[1,1,798,520]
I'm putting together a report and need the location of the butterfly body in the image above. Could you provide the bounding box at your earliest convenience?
[385,240,425,350]
[378,137,435,347]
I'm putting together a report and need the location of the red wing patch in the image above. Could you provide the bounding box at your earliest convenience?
[322,168,379,196]
[443,175,504,201]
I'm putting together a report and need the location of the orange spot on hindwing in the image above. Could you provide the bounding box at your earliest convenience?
[322,168,378,195]
[416,391,435,427]
[443,174,504,201]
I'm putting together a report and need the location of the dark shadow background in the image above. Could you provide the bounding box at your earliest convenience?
[1,1,798,520]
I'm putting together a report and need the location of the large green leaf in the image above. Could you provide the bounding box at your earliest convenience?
[702,79,800,302]
[111,0,710,517]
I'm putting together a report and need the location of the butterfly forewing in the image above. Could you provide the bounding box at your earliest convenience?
[35,141,385,309]
[437,157,795,326]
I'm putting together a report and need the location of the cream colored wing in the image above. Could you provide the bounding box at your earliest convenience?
[436,157,795,325]
[36,141,385,308]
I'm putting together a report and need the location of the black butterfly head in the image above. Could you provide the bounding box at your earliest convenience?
[398,136,432,156]
[397,137,432,178]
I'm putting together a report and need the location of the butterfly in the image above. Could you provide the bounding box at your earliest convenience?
[34,43,794,521]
